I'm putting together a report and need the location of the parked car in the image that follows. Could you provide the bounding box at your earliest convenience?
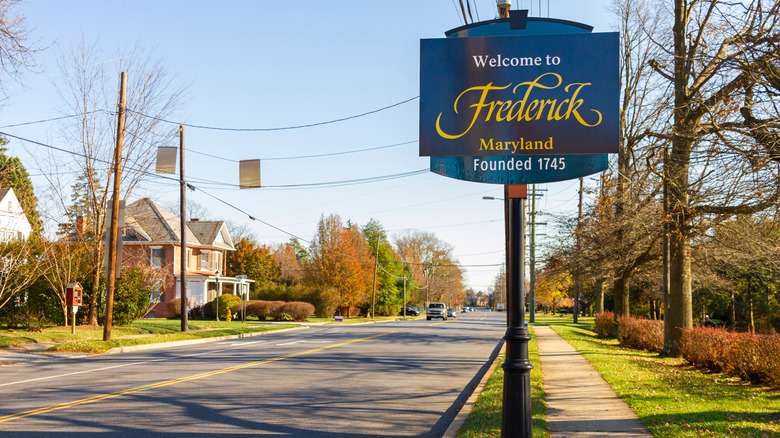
[447,307,457,318]
[427,302,447,320]
[399,307,419,316]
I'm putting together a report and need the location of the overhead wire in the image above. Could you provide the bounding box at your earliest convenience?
[124,96,418,132]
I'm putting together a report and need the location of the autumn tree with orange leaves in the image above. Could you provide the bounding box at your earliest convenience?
[305,214,373,317]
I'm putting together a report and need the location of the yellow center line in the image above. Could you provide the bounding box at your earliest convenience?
[0,330,398,424]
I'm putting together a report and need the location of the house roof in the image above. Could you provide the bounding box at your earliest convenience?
[188,220,234,250]
[124,198,199,245]
[0,188,10,200]
[124,198,234,251]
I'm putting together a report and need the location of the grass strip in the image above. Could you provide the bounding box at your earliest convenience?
[456,326,549,437]
[48,325,296,354]
[543,317,780,438]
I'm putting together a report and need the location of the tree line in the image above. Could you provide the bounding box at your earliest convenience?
[536,0,780,355]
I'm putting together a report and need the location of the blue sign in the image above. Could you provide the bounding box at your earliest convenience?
[431,154,608,184]
[420,32,619,157]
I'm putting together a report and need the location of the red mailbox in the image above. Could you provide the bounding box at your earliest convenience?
[66,282,83,307]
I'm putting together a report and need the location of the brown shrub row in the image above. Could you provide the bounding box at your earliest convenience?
[680,327,780,388]
[245,300,314,322]
[594,311,615,338]
[616,315,664,353]
[593,313,780,388]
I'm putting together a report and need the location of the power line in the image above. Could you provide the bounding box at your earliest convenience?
[4,130,429,191]
[0,110,105,129]
[125,96,419,132]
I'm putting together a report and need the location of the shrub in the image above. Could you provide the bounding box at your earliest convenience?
[246,301,284,320]
[723,333,763,384]
[680,327,780,388]
[593,311,615,338]
[213,294,241,319]
[112,267,156,325]
[254,284,339,318]
[680,327,729,372]
[278,302,314,321]
[167,298,190,317]
[759,335,780,387]
[616,315,663,353]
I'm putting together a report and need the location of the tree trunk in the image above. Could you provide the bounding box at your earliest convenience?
[664,0,694,356]
[729,289,736,330]
[88,248,101,326]
[613,274,630,318]
[595,277,605,314]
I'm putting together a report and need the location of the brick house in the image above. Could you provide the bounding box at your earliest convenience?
[123,198,240,318]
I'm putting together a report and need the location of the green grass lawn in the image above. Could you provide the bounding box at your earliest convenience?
[1,318,296,353]
[535,315,780,438]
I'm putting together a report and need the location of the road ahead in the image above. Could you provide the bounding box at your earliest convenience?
[0,311,505,437]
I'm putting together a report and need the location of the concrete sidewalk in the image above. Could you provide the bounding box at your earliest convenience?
[535,325,653,438]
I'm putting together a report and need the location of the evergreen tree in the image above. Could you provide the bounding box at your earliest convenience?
[0,139,41,236]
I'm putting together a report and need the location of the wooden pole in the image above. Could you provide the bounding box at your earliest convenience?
[103,72,126,342]
[180,125,188,332]
[71,308,76,335]
[574,177,584,324]
[371,237,379,319]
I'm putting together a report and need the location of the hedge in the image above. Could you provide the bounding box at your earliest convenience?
[616,315,663,353]
[594,311,615,338]
[245,300,314,321]
[681,327,780,388]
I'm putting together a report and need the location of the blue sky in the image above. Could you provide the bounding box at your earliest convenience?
[1,0,616,292]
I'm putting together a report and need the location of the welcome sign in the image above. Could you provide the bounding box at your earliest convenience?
[420,32,619,157]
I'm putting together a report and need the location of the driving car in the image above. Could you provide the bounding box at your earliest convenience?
[398,307,419,316]
[447,307,457,318]
[426,302,447,320]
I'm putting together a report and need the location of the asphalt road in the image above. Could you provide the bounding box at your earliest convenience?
[0,311,505,437]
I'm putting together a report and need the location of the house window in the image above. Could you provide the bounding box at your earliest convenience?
[7,201,11,212]
[150,280,163,303]
[151,247,164,268]
[186,248,192,269]
[200,250,210,271]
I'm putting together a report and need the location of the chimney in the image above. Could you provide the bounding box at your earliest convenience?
[76,216,85,238]
[191,218,200,222]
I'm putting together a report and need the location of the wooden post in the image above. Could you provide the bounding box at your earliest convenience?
[71,308,76,335]
[180,125,188,332]
[103,72,126,342]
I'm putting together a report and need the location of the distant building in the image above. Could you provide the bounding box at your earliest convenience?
[0,188,33,241]
[123,198,240,318]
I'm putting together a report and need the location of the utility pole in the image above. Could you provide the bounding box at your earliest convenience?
[371,237,379,319]
[180,125,188,332]
[574,177,584,324]
[103,72,126,342]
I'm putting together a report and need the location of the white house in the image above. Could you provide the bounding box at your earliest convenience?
[0,188,32,241]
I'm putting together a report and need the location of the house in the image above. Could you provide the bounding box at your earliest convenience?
[122,198,243,318]
[0,188,33,241]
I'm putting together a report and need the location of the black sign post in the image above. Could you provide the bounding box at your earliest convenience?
[502,185,532,437]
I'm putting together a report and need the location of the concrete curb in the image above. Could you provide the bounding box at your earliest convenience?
[441,341,507,438]
[104,325,308,354]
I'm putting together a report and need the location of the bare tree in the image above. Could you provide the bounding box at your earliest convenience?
[0,239,44,311]
[0,0,37,99]
[394,230,465,305]
[47,38,185,325]
[40,240,90,325]
[653,0,780,355]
